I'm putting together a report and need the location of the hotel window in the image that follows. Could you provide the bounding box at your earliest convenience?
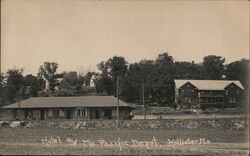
[229,98,232,103]
[236,90,239,95]
[229,97,236,104]
[232,97,236,103]
[185,97,188,102]
[181,90,184,93]
[225,90,228,95]
[191,90,194,93]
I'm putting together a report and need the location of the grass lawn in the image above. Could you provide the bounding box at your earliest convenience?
[0,128,249,155]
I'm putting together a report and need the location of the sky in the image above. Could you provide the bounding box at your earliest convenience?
[1,0,249,75]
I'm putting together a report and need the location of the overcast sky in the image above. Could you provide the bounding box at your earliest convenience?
[1,0,249,75]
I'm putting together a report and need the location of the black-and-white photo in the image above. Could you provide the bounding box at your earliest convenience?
[0,0,249,155]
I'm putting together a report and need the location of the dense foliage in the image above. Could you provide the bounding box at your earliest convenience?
[94,53,249,106]
[0,53,249,106]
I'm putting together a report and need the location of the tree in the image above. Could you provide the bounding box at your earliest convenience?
[76,74,85,92]
[226,59,249,88]
[226,59,249,108]
[107,56,128,97]
[59,71,87,95]
[95,74,114,95]
[151,53,175,104]
[95,56,128,95]
[5,68,24,102]
[123,52,176,105]
[63,71,78,87]
[174,61,203,79]
[122,59,155,103]
[0,73,6,103]
[107,56,128,79]
[23,74,45,97]
[202,55,225,79]
[123,63,142,102]
[38,62,59,94]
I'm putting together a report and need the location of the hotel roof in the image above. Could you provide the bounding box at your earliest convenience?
[174,80,244,90]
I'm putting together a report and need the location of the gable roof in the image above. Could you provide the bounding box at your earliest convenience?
[1,96,131,109]
[174,79,244,90]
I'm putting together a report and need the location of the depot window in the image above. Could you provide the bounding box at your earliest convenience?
[77,109,87,116]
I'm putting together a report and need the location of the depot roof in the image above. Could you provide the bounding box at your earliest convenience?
[2,96,132,109]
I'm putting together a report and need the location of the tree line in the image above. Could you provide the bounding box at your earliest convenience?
[0,52,249,106]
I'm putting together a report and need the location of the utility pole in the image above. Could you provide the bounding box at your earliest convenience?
[142,77,146,120]
[116,76,120,128]
[18,96,21,123]
[0,0,1,76]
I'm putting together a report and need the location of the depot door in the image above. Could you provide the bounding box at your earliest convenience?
[66,110,73,119]
[95,110,100,119]
[40,110,45,120]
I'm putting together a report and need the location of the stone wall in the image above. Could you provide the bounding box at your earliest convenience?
[0,109,15,120]
[5,118,246,130]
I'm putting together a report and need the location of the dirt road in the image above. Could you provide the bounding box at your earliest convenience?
[0,128,249,155]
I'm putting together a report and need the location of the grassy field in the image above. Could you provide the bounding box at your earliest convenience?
[0,128,249,155]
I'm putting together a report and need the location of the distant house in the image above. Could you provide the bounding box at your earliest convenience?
[1,96,134,120]
[174,80,244,108]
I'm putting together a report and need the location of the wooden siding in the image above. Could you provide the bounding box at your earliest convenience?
[178,82,198,103]
[224,83,243,107]
[175,81,244,108]
[1,107,132,120]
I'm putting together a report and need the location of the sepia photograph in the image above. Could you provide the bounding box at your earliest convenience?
[0,0,249,155]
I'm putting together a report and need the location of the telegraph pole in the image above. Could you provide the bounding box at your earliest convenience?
[142,77,146,120]
[116,76,120,128]
[0,0,1,76]
[18,96,21,123]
